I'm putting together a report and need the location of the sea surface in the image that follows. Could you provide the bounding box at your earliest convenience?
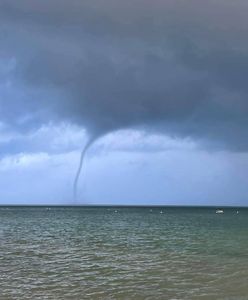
[0,206,248,299]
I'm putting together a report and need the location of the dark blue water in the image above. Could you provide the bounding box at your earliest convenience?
[0,206,247,299]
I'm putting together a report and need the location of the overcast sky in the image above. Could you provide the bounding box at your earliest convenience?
[1,0,248,205]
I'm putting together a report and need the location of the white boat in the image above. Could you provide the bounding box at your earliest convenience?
[216,209,224,214]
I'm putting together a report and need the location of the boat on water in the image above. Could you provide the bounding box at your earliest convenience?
[216,209,224,214]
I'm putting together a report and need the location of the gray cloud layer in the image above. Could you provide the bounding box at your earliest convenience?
[1,0,248,150]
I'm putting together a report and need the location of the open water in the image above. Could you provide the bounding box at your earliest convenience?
[0,206,247,299]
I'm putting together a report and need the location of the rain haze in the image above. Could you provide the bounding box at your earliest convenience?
[1,0,248,205]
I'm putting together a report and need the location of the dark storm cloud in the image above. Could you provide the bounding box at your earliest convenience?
[1,0,248,150]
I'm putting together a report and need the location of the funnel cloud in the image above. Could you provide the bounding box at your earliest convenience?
[73,135,98,201]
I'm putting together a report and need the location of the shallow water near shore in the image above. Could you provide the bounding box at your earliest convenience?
[0,206,248,299]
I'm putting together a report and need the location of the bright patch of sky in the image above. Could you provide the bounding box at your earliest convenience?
[0,122,247,205]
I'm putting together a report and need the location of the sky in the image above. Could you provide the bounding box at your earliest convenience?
[1,0,248,205]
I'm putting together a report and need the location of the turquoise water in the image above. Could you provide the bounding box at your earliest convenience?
[0,207,248,299]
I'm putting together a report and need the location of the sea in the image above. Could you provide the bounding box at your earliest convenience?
[0,206,247,299]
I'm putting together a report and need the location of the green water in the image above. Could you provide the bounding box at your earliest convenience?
[0,207,248,299]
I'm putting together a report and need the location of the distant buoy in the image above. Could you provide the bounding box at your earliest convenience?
[160,211,163,214]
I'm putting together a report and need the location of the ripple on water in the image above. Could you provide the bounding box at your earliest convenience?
[1,207,248,299]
